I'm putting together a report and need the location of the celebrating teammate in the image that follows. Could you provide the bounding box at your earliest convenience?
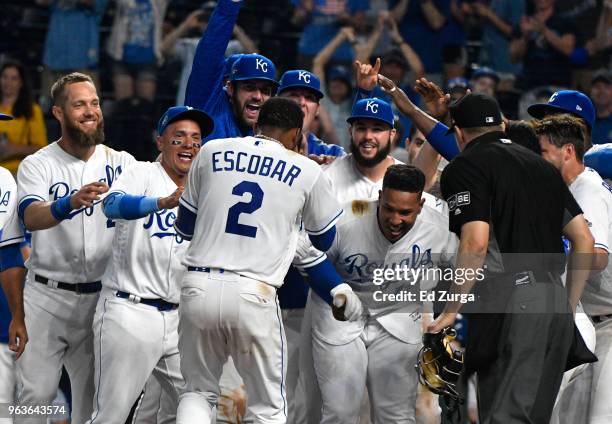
[14,73,135,423]
[535,114,612,423]
[173,97,354,423]
[0,112,28,420]
[84,106,214,423]
[184,0,277,143]
[313,164,458,422]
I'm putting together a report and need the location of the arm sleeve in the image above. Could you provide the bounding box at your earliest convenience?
[0,244,24,271]
[0,170,25,247]
[571,179,610,252]
[440,158,491,235]
[426,122,460,161]
[303,171,343,235]
[184,0,243,109]
[175,152,203,240]
[16,156,48,220]
[103,193,160,220]
[27,105,48,148]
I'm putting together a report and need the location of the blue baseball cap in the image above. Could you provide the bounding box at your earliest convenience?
[471,66,500,83]
[328,65,352,86]
[0,113,13,120]
[157,106,214,137]
[447,77,469,92]
[230,53,278,86]
[527,90,595,128]
[347,98,394,127]
[277,70,324,99]
[223,54,243,79]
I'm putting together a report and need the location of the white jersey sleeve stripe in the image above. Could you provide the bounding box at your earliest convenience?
[594,242,610,252]
[305,209,343,235]
[0,235,24,247]
[19,194,45,204]
[179,197,198,213]
[298,253,327,269]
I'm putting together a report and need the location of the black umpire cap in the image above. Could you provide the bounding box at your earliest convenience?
[445,92,503,135]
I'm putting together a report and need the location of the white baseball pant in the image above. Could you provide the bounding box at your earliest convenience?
[87,288,184,424]
[176,269,287,424]
[15,279,97,424]
[313,319,420,424]
[0,343,16,424]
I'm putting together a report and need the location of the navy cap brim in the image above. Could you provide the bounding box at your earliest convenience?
[0,113,13,121]
[165,110,215,138]
[231,76,279,86]
[278,83,324,99]
[527,103,592,128]
[346,115,394,128]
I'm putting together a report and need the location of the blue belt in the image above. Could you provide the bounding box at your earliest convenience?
[187,266,225,273]
[115,291,178,311]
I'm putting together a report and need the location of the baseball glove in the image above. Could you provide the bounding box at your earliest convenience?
[416,327,464,402]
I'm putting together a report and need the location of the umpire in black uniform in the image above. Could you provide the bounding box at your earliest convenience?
[427,93,595,423]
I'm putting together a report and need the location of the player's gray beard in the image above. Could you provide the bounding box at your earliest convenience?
[350,136,392,167]
[65,119,105,147]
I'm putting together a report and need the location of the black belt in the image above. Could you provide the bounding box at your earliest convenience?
[115,291,178,311]
[187,266,225,273]
[35,274,101,294]
[592,314,612,323]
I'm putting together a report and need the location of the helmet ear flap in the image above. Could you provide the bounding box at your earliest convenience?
[416,327,465,402]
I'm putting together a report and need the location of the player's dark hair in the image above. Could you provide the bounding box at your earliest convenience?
[505,120,540,154]
[534,114,586,161]
[0,60,34,119]
[51,72,95,107]
[383,164,425,194]
[257,97,304,130]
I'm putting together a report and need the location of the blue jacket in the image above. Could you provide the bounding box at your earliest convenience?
[307,133,345,157]
[184,0,250,143]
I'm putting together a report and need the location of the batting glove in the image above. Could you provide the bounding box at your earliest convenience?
[330,283,363,321]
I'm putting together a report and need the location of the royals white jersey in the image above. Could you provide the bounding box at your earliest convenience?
[0,167,24,248]
[102,162,188,303]
[323,154,447,213]
[311,199,458,345]
[569,168,612,315]
[17,143,135,282]
[180,136,342,287]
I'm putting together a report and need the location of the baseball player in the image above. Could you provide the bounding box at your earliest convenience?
[277,69,345,159]
[83,106,213,423]
[312,164,458,423]
[0,112,27,424]
[14,73,135,423]
[535,114,612,424]
[173,97,359,423]
[184,0,277,143]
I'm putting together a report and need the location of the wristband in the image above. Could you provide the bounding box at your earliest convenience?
[50,195,73,221]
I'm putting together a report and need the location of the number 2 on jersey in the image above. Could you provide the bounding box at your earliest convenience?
[225,181,263,238]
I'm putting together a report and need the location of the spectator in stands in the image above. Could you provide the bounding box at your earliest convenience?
[447,76,468,101]
[442,0,467,81]
[161,2,258,106]
[393,0,450,85]
[106,0,170,102]
[590,69,612,145]
[0,61,47,174]
[291,0,369,69]
[36,0,108,103]
[510,0,576,90]
[470,66,499,98]
[467,0,525,76]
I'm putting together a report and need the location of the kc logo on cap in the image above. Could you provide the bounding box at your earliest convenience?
[347,98,394,127]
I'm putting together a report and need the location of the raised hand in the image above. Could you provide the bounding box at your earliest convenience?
[414,78,451,120]
[353,57,381,91]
